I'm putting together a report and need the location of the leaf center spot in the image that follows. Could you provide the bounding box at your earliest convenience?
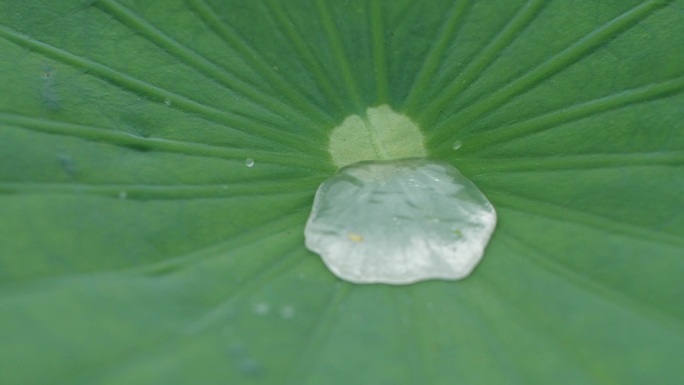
[328,105,428,168]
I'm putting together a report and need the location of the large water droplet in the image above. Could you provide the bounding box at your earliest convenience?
[304,159,496,285]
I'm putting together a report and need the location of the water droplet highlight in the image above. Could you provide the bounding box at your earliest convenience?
[238,358,262,375]
[245,158,255,168]
[452,141,462,150]
[252,303,269,315]
[304,159,496,285]
[280,305,296,319]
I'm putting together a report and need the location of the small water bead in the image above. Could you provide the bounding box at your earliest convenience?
[452,141,462,150]
[238,358,262,375]
[304,159,496,284]
[228,343,262,376]
[252,303,269,315]
[245,158,255,168]
[280,305,296,319]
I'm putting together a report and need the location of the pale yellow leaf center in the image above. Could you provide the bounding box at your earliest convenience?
[328,105,428,168]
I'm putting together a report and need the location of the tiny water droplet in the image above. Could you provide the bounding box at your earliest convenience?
[238,358,262,375]
[347,232,364,243]
[119,191,127,199]
[245,158,255,168]
[280,305,296,319]
[252,303,269,315]
[229,343,247,356]
[164,98,172,106]
[452,141,462,150]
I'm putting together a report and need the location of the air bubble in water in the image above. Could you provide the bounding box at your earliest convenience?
[304,159,496,285]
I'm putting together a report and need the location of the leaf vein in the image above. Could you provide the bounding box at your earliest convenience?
[95,0,329,131]
[420,0,548,125]
[0,113,331,170]
[0,25,322,154]
[264,0,348,115]
[315,0,364,113]
[402,0,472,112]
[431,0,671,142]
[488,191,684,247]
[499,232,684,338]
[185,0,335,127]
[456,75,684,153]
[461,151,684,174]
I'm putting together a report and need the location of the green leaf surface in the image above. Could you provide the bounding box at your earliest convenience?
[1,0,683,384]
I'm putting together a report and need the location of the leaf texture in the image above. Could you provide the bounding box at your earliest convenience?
[1,0,683,384]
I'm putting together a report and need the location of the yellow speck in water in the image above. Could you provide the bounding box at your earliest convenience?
[348,232,364,243]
